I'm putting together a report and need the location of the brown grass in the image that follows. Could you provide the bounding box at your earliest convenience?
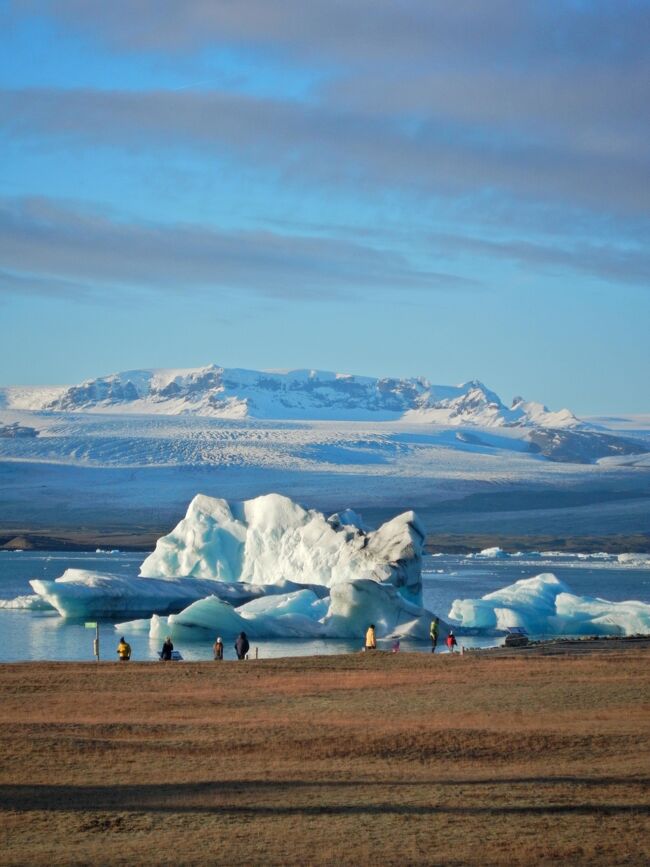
[1,650,649,866]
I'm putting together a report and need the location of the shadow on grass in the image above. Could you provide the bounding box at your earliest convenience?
[1,778,649,816]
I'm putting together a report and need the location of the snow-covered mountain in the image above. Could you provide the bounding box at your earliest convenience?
[0,365,581,428]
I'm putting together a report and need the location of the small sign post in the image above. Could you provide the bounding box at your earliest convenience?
[85,622,99,661]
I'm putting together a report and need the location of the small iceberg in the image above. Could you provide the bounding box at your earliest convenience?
[449,573,650,636]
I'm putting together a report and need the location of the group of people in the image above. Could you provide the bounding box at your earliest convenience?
[118,623,459,660]
[430,617,458,653]
[215,632,249,660]
[115,632,250,661]
[363,619,458,653]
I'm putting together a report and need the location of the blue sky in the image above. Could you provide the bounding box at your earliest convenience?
[1,0,648,414]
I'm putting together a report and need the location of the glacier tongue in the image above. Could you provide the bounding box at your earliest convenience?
[449,572,650,636]
[140,492,425,599]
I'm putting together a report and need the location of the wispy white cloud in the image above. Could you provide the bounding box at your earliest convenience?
[2,84,648,220]
[0,196,477,301]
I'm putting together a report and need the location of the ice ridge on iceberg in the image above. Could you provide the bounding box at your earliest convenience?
[449,573,650,637]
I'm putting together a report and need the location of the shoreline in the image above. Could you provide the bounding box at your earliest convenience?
[3,528,650,553]
[2,635,649,666]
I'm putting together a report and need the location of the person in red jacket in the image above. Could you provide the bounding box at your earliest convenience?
[446,631,458,653]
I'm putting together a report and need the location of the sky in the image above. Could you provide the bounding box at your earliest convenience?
[1,0,649,415]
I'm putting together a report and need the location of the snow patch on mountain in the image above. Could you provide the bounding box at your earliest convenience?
[0,365,582,429]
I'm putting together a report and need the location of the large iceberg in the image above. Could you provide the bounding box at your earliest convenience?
[449,573,650,636]
[27,493,435,639]
[140,493,424,600]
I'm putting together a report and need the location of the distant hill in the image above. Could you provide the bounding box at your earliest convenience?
[0,364,580,427]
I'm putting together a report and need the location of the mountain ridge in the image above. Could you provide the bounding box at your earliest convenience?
[0,364,582,428]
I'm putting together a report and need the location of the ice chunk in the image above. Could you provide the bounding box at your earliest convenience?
[29,568,326,619]
[120,581,442,642]
[449,572,650,636]
[31,493,429,639]
[468,547,510,559]
[617,552,650,567]
[238,588,328,620]
[30,570,252,619]
[323,578,433,639]
[114,618,151,633]
[0,594,54,610]
[146,591,329,641]
[152,597,254,641]
[140,493,424,599]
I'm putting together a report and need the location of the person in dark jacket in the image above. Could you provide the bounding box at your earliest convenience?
[234,632,249,660]
[161,636,174,660]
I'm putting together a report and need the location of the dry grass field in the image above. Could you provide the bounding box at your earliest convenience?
[0,648,649,866]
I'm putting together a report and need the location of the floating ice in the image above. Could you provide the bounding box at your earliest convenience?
[323,579,431,639]
[0,594,53,610]
[140,493,424,600]
[30,492,434,639]
[617,552,650,567]
[122,579,437,642]
[449,572,650,636]
[476,547,510,559]
[29,568,324,619]
[29,570,228,619]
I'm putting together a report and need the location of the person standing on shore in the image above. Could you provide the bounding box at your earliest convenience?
[213,636,224,660]
[235,632,249,660]
[116,636,131,661]
[446,631,458,653]
[430,617,440,653]
[365,624,377,651]
[161,636,174,661]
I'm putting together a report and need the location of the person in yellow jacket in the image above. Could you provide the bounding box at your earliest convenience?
[116,637,131,661]
[365,624,376,650]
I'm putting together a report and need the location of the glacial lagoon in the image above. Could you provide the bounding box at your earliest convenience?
[1,549,648,662]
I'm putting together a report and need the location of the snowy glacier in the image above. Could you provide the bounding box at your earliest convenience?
[0,364,581,428]
[449,573,650,636]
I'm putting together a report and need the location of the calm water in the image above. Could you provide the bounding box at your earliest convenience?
[0,550,648,662]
